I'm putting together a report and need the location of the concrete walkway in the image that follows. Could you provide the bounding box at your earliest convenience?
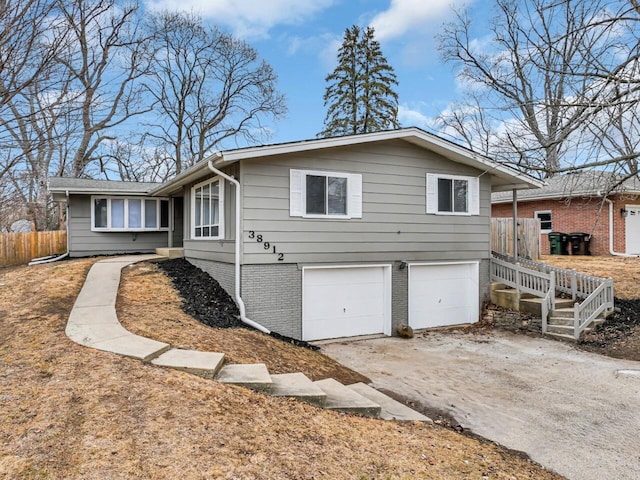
[65,255,429,422]
[67,255,171,361]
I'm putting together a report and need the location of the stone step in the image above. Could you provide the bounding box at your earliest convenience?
[269,373,327,407]
[151,348,225,379]
[347,383,431,422]
[216,363,273,392]
[314,378,381,418]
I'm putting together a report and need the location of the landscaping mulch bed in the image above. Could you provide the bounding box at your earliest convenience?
[157,258,242,329]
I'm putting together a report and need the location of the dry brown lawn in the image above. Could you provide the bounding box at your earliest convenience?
[0,258,562,479]
[540,254,640,299]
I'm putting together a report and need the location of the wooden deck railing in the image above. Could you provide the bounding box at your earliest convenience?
[491,252,614,337]
[0,231,67,267]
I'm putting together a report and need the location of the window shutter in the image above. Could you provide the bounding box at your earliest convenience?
[348,173,362,218]
[290,169,304,216]
[469,176,480,215]
[426,173,437,214]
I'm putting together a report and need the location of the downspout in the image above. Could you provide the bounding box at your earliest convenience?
[512,188,518,262]
[207,154,271,334]
[29,189,70,265]
[604,197,638,257]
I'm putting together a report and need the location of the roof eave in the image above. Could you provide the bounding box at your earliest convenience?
[48,187,153,196]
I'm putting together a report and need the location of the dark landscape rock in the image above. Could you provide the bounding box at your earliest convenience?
[157,258,243,329]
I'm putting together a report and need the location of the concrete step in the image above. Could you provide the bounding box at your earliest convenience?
[548,316,604,328]
[269,373,327,407]
[151,348,225,379]
[314,378,381,418]
[216,363,273,392]
[520,297,573,316]
[347,383,431,422]
[490,288,519,311]
[544,331,577,343]
[155,247,184,259]
[546,324,575,336]
[551,308,576,319]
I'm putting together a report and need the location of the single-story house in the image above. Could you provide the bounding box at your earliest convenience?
[492,171,640,256]
[49,128,541,341]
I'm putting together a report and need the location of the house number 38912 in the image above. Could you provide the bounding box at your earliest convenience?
[248,231,284,261]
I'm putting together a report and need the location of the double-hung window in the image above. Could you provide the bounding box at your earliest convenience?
[92,197,169,231]
[289,169,362,219]
[426,173,479,215]
[535,210,552,233]
[191,177,224,239]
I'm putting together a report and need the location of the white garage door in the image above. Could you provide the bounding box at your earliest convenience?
[409,262,479,329]
[625,206,640,254]
[302,266,391,341]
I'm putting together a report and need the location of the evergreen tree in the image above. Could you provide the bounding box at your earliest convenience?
[320,26,399,137]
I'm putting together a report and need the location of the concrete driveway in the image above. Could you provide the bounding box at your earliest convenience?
[322,330,640,480]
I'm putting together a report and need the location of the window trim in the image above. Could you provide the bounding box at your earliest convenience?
[190,176,225,240]
[426,173,479,216]
[290,169,362,219]
[534,210,553,233]
[303,170,350,219]
[91,196,169,232]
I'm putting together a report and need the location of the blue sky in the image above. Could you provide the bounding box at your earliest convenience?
[144,0,477,145]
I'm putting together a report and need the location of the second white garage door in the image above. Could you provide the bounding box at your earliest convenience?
[302,265,391,341]
[409,262,479,329]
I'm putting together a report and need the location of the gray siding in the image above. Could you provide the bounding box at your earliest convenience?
[67,195,168,257]
[183,164,238,263]
[240,139,491,265]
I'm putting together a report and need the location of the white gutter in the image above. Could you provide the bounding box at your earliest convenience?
[207,154,271,334]
[29,189,71,265]
[604,197,638,257]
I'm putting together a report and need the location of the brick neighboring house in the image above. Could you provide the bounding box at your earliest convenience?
[492,172,640,256]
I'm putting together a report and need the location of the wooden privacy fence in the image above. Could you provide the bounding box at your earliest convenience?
[0,230,67,267]
[491,218,540,260]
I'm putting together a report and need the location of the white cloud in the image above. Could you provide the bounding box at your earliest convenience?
[145,0,335,39]
[398,104,437,130]
[370,0,470,41]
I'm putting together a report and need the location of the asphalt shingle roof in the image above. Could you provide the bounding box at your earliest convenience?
[492,171,640,203]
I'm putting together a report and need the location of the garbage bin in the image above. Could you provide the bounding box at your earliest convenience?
[568,232,591,255]
[548,232,568,255]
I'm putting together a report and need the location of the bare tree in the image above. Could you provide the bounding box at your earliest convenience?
[438,0,640,177]
[144,11,286,174]
[0,0,152,229]
[54,0,152,177]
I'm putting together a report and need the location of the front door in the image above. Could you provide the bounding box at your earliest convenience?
[172,197,184,248]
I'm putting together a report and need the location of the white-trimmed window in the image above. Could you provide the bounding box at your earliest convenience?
[191,177,224,239]
[535,210,552,233]
[290,169,362,219]
[426,173,479,215]
[92,197,169,231]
